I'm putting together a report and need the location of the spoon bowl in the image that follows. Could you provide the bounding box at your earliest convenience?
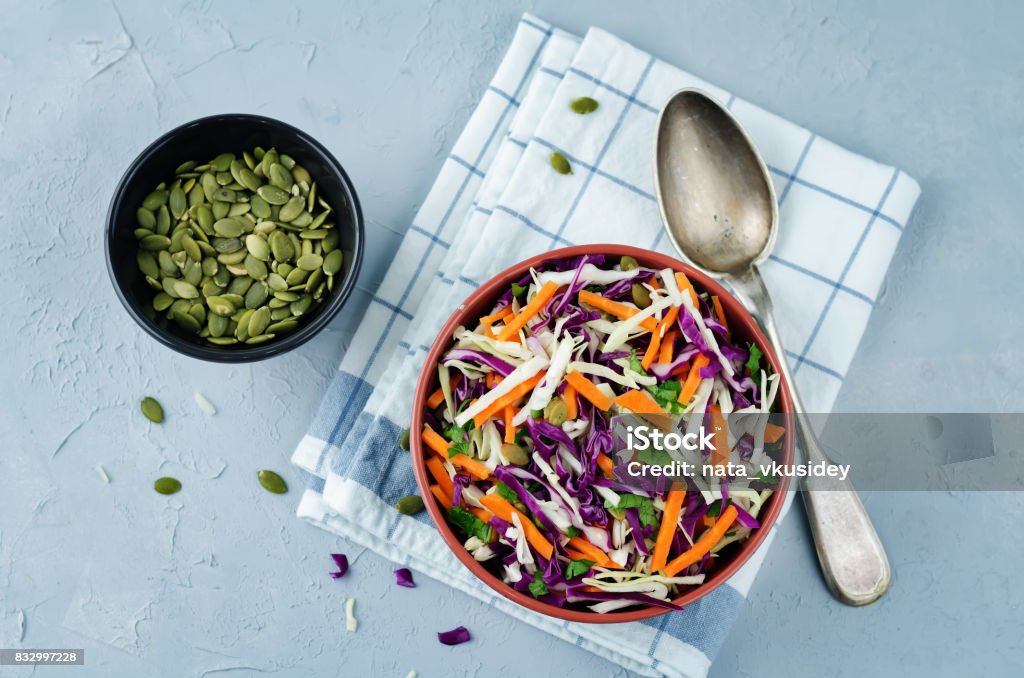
[654,89,777,275]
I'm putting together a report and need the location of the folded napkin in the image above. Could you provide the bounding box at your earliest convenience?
[293,14,920,677]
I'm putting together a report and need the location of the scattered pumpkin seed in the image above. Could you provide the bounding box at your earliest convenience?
[619,255,639,271]
[395,494,425,515]
[631,283,651,309]
[549,151,572,175]
[154,477,181,495]
[399,428,411,450]
[140,396,164,423]
[257,469,288,494]
[570,96,599,114]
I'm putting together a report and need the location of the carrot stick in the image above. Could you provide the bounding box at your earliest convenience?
[486,372,496,389]
[671,364,690,380]
[711,295,728,331]
[658,329,676,366]
[596,453,615,478]
[425,457,454,498]
[563,384,578,421]
[503,405,516,443]
[479,494,554,559]
[472,373,544,428]
[497,281,559,341]
[674,272,699,308]
[613,389,663,415]
[422,426,452,457]
[664,505,739,577]
[450,454,492,481]
[567,537,622,569]
[641,330,663,370]
[764,423,786,444]
[430,484,454,509]
[677,354,710,405]
[426,385,446,409]
[422,426,492,480]
[577,290,658,332]
[480,307,512,326]
[651,489,686,572]
[469,507,494,523]
[564,548,591,562]
[564,372,612,411]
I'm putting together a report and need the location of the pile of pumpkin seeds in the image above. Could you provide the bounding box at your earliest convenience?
[134,147,345,346]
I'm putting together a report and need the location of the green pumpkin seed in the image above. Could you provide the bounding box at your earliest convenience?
[244,281,269,309]
[290,295,312,316]
[619,255,639,271]
[174,309,201,332]
[257,185,290,205]
[269,163,293,191]
[244,333,275,345]
[137,251,159,278]
[140,396,164,423]
[399,428,410,450]
[169,186,187,219]
[296,253,323,271]
[208,313,229,337]
[248,306,271,336]
[322,249,344,276]
[213,218,244,237]
[549,151,572,175]
[207,336,238,346]
[142,190,168,210]
[154,477,181,495]
[152,292,174,311]
[395,494,425,515]
[266,318,298,333]
[140,234,171,250]
[278,196,304,222]
[501,443,530,466]
[245,234,270,261]
[544,396,568,426]
[137,207,156,229]
[570,96,600,114]
[176,160,197,174]
[206,295,236,316]
[257,469,288,494]
[631,283,651,309]
[245,254,268,280]
[210,152,234,172]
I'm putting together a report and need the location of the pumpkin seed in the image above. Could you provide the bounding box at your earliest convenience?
[154,477,181,495]
[169,186,187,219]
[544,396,568,426]
[619,255,639,271]
[395,494,425,515]
[140,234,171,250]
[244,333,274,345]
[140,396,164,423]
[257,185,290,205]
[296,253,323,271]
[278,196,304,222]
[501,443,530,466]
[570,96,599,114]
[137,251,159,278]
[257,469,288,494]
[266,318,298,333]
[137,207,156,229]
[631,283,651,309]
[323,249,344,276]
[142,190,168,210]
[248,306,271,336]
[399,428,410,450]
[549,151,572,175]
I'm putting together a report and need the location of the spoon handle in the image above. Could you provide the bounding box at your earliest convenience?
[728,267,891,606]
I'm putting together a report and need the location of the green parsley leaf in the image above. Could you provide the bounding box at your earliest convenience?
[705,499,722,518]
[628,349,645,376]
[511,282,527,297]
[565,559,595,579]
[605,493,658,528]
[445,506,495,543]
[447,440,469,458]
[530,409,544,419]
[566,526,582,538]
[745,342,763,376]
[528,570,548,598]
[645,377,685,414]
[495,482,519,503]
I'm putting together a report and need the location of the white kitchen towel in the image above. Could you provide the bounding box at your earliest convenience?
[293,14,920,678]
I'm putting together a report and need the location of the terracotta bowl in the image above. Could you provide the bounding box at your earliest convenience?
[410,244,793,623]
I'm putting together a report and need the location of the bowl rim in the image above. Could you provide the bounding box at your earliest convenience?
[105,112,364,363]
[410,244,794,624]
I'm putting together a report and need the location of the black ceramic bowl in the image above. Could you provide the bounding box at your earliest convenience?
[106,114,363,362]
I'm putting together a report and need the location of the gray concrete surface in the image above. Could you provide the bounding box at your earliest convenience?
[0,0,1020,676]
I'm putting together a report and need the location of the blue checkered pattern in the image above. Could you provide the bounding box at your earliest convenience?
[292,15,920,678]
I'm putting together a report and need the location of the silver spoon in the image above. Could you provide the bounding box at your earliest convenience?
[653,88,891,606]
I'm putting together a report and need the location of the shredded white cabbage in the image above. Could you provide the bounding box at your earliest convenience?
[344,597,357,632]
[603,295,675,352]
[515,333,576,425]
[535,263,639,288]
[567,360,643,390]
[454,355,549,427]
